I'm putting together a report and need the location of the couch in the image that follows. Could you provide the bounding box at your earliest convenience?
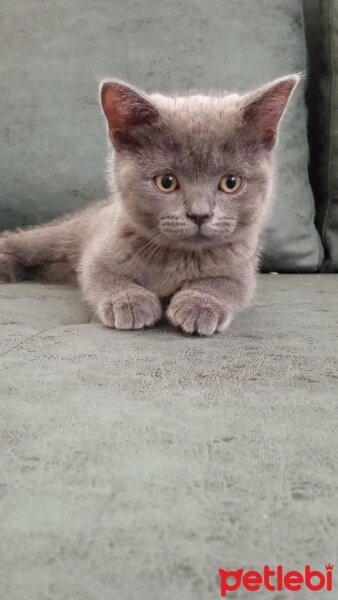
[1,1,337,599]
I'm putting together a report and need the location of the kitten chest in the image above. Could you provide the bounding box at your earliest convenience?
[132,249,229,297]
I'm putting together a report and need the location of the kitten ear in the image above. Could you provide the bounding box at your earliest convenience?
[100,80,160,148]
[241,74,300,149]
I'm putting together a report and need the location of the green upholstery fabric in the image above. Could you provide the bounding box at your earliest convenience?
[315,0,338,272]
[1,275,338,599]
[0,0,323,272]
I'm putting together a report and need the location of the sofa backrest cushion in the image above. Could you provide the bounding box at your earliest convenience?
[0,0,323,272]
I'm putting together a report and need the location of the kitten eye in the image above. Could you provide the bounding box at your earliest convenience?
[154,174,178,193]
[219,175,242,194]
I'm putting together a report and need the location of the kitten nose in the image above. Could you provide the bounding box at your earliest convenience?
[186,213,210,226]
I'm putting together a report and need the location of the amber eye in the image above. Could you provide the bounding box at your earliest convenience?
[219,175,242,194]
[154,174,178,193]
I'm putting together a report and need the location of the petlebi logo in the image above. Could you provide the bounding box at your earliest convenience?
[218,564,334,596]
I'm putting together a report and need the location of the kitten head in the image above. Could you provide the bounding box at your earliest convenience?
[100,75,299,249]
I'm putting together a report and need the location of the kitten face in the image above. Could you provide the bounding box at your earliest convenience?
[101,77,299,249]
[113,97,270,249]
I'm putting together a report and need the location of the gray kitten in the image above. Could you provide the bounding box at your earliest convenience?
[0,75,299,335]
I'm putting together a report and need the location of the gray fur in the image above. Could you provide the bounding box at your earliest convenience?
[0,76,299,335]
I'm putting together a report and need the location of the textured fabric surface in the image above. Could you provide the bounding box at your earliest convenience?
[1,275,337,600]
[0,0,323,272]
[303,0,321,192]
[316,0,338,272]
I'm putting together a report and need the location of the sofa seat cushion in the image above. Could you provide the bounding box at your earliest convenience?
[0,275,337,599]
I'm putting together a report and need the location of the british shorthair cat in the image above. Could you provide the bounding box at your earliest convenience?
[0,75,299,335]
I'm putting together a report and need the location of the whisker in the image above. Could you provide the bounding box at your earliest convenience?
[137,230,168,265]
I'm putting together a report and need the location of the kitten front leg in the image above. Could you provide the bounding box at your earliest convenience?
[167,276,255,336]
[80,260,161,330]
[97,283,162,330]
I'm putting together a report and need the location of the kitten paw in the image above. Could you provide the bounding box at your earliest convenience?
[167,290,232,336]
[97,289,162,330]
[0,253,21,283]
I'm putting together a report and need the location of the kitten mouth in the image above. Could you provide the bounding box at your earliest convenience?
[160,226,218,246]
[184,230,216,245]
[193,231,209,240]
[193,226,218,240]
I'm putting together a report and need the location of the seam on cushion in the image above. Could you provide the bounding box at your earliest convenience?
[322,0,334,262]
[0,325,66,358]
